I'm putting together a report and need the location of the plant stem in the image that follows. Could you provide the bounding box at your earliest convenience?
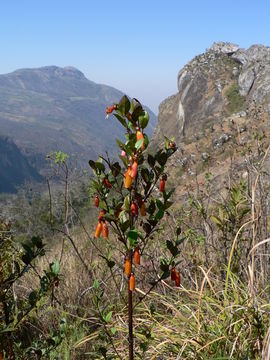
[128,286,134,360]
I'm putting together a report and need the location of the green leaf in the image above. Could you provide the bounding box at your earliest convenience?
[161,271,170,280]
[160,258,169,272]
[118,95,130,115]
[143,222,152,235]
[165,188,175,200]
[211,215,224,228]
[148,200,156,215]
[95,162,105,172]
[93,279,99,290]
[114,113,127,128]
[175,236,186,246]
[166,240,179,257]
[105,311,113,323]
[120,219,130,233]
[22,253,31,265]
[103,213,115,222]
[119,210,128,224]
[135,138,144,150]
[108,260,115,269]
[111,327,117,335]
[131,102,143,122]
[88,160,96,170]
[147,154,155,167]
[22,243,34,258]
[156,151,167,166]
[156,199,163,210]
[50,261,60,275]
[149,303,155,314]
[31,235,43,249]
[28,290,38,306]
[124,195,130,210]
[138,110,149,129]
[128,229,138,248]
[130,99,135,113]
[164,201,173,210]
[155,209,164,220]
[141,168,150,183]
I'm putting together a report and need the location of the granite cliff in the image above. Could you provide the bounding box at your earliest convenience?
[153,42,270,195]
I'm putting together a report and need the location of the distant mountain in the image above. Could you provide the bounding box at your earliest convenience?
[0,136,42,193]
[0,66,157,176]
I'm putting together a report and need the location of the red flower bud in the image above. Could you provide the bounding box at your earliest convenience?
[133,247,140,265]
[130,161,138,179]
[94,194,99,208]
[125,256,132,277]
[95,221,103,238]
[171,267,176,281]
[175,271,180,287]
[102,222,109,238]
[159,179,165,192]
[131,202,138,217]
[104,178,112,189]
[129,273,135,291]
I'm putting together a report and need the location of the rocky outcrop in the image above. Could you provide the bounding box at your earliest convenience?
[151,42,270,198]
[154,42,270,144]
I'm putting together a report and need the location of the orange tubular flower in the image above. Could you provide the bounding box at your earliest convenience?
[136,129,145,150]
[159,179,165,192]
[124,256,132,277]
[131,202,138,217]
[129,273,135,291]
[102,222,109,238]
[175,271,181,287]
[136,129,144,141]
[133,247,140,265]
[171,267,176,281]
[130,161,138,179]
[106,104,117,115]
[98,210,106,221]
[140,202,146,216]
[124,167,133,189]
[95,221,103,238]
[94,194,99,208]
[104,178,112,189]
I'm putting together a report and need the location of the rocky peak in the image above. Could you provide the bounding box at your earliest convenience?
[158,42,270,142]
[210,41,239,54]
[152,42,270,196]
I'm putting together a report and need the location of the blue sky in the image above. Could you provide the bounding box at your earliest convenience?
[1,0,270,113]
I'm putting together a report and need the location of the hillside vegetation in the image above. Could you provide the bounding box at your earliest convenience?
[1,95,270,359]
[1,42,270,359]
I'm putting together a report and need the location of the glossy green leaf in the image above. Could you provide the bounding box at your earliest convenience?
[118,95,130,115]
[114,113,127,128]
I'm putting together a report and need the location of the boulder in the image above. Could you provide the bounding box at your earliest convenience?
[238,67,255,96]
[210,42,239,54]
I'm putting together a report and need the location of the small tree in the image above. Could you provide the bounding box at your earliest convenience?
[89,96,181,359]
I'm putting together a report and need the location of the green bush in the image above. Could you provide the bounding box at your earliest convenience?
[225,82,245,115]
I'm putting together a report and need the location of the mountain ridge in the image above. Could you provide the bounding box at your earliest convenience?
[0,65,157,175]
